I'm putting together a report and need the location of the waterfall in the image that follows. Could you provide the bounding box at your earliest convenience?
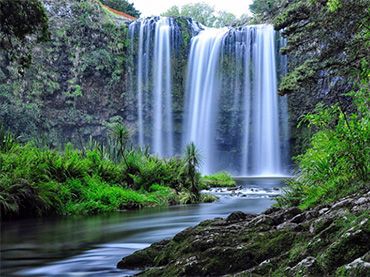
[250,25,281,175]
[129,17,177,157]
[129,19,289,176]
[183,25,288,176]
[182,28,229,174]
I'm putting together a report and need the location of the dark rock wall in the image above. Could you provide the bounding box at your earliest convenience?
[272,0,369,156]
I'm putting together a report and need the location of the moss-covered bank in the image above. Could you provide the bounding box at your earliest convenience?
[117,190,370,276]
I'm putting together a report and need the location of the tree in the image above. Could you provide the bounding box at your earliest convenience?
[0,0,48,41]
[213,11,237,27]
[101,0,141,18]
[180,2,215,26]
[161,5,180,17]
[161,2,236,27]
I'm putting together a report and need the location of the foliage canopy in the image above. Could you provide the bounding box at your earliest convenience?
[161,2,237,27]
[0,0,48,41]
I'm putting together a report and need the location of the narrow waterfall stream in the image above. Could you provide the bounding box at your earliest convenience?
[130,18,289,175]
[182,27,229,174]
[129,17,180,157]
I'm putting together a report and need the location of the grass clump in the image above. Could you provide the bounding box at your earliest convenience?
[200,171,236,189]
[200,193,218,203]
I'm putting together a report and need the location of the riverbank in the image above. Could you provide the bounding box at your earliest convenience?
[117,190,370,276]
[1,179,282,276]
[0,127,224,220]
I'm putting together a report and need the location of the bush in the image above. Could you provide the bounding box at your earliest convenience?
[277,80,369,209]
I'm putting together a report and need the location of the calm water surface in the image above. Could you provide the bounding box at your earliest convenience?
[1,178,285,276]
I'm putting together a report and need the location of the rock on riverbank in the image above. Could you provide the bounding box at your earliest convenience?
[117,191,370,276]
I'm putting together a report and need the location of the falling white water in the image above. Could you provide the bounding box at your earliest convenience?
[135,23,145,147]
[183,25,287,176]
[152,18,174,156]
[251,25,281,175]
[129,17,175,157]
[182,28,229,174]
[129,19,289,176]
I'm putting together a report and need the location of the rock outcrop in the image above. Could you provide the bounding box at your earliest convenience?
[117,190,370,276]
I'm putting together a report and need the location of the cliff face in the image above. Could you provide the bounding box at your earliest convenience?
[0,0,130,146]
[272,0,369,156]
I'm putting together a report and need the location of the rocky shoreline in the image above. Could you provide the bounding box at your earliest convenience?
[117,190,370,276]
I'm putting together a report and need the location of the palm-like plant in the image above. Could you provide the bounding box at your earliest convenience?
[184,142,201,199]
[110,123,130,159]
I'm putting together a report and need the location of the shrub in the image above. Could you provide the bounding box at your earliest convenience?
[277,81,369,209]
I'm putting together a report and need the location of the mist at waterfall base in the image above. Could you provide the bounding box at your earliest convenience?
[129,18,289,176]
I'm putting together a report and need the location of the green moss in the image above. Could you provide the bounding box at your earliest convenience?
[119,204,369,276]
[317,213,370,272]
[278,59,317,95]
[273,1,310,30]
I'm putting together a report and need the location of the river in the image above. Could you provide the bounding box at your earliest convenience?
[1,178,285,276]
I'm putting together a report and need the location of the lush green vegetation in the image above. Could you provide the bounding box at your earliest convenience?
[271,0,368,158]
[100,0,141,17]
[200,172,236,189]
[0,125,215,220]
[0,0,130,146]
[0,0,49,69]
[277,76,369,209]
[272,1,369,207]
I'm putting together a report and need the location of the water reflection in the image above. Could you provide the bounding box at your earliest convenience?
[1,178,285,276]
